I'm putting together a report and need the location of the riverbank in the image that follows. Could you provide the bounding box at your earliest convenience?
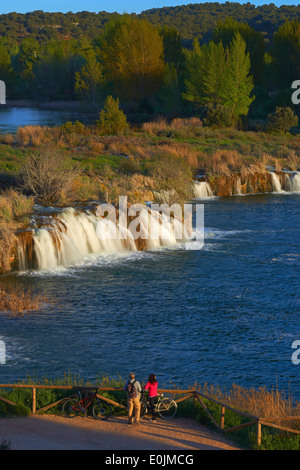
[5,100,89,111]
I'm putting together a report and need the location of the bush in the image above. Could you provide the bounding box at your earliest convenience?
[60,121,86,134]
[204,104,234,128]
[267,107,299,134]
[150,152,193,204]
[118,156,141,175]
[15,402,31,417]
[0,189,33,223]
[96,96,129,136]
[20,149,79,203]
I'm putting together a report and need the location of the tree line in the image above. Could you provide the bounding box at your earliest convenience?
[0,11,299,127]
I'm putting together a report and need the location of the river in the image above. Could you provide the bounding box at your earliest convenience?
[0,193,299,398]
[0,106,93,133]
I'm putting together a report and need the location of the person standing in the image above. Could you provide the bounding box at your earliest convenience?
[144,373,158,422]
[123,372,142,425]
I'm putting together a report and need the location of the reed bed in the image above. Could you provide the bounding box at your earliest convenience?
[196,382,300,420]
[0,286,47,314]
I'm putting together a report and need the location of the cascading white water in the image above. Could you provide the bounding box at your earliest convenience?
[289,172,300,192]
[270,171,300,193]
[270,172,283,192]
[234,177,242,195]
[193,181,214,198]
[29,207,192,271]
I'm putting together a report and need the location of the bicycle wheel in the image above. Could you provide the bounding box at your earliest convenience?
[157,398,177,419]
[92,399,112,420]
[139,400,148,419]
[62,398,82,418]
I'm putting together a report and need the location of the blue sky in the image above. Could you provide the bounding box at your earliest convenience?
[0,1,297,15]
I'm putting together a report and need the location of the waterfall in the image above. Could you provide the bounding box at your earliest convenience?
[193,181,214,198]
[289,172,300,192]
[234,177,242,195]
[20,206,192,271]
[270,171,300,193]
[270,172,283,192]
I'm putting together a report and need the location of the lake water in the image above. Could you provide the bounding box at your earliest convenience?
[0,106,93,133]
[0,193,299,398]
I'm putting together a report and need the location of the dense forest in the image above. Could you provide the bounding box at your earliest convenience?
[1,3,300,44]
[0,3,299,126]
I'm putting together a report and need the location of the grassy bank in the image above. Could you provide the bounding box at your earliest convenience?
[0,119,299,207]
[0,375,299,449]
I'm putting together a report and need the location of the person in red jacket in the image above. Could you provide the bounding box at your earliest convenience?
[144,374,158,422]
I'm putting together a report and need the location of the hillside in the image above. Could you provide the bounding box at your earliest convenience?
[0,3,300,45]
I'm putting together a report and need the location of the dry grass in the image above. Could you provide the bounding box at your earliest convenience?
[170,116,202,130]
[16,126,48,147]
[154,142,199,169]
[141,117,202,137]
[142,118,168,135]
[197,383,300,420]
[0,285,47,314]
[0,189,34,220]
[0,224,18,272]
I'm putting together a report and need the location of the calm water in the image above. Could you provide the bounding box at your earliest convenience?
[0,194,299,397]
[0,107,93,133]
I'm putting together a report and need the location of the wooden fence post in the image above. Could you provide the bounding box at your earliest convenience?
[257,420,261,446]
[32,387,36,414]
[220,405,225,430]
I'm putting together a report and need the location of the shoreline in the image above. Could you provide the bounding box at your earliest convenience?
[4,99,94,112]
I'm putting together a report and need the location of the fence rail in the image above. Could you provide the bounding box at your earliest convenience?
[0,383,299,447]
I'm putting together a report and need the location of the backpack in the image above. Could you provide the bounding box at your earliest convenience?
[127,380,137,398]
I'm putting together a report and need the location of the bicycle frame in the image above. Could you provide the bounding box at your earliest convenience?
[145,393,163,411]
[140,392,177,419]
[71,390,97,412]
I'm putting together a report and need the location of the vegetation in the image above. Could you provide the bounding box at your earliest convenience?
[96,96,129,136]
[0,7,299,124]
[183,32,255,126]
[267,107,299,134]
[0,283,47,314]
[19,149,79,204]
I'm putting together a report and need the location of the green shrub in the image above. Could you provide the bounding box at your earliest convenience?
[0,400,8,415]
[15,402,31,417]
[204,104,234,128]
[118,156,141,175]
[96,96,129,136]
[267,107,298,134]
[61,121,86,134]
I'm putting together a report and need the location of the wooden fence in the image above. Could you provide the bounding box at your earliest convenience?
[0,383,299,447]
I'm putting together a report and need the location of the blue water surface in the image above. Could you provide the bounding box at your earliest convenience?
[0,194,299,398]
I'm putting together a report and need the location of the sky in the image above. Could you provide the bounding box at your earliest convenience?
[0,0,298,15]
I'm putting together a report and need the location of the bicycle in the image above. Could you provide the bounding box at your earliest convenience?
[62,389,112,420]
[140,391,177,419]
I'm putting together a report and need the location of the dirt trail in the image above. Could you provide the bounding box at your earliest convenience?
[0,414,242,450]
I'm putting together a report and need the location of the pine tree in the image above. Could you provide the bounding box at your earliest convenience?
[183,33,254,126]
[222,32,255,125]
[96,95,129,135]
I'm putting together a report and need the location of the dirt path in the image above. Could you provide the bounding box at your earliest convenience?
[0,414,243,450]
